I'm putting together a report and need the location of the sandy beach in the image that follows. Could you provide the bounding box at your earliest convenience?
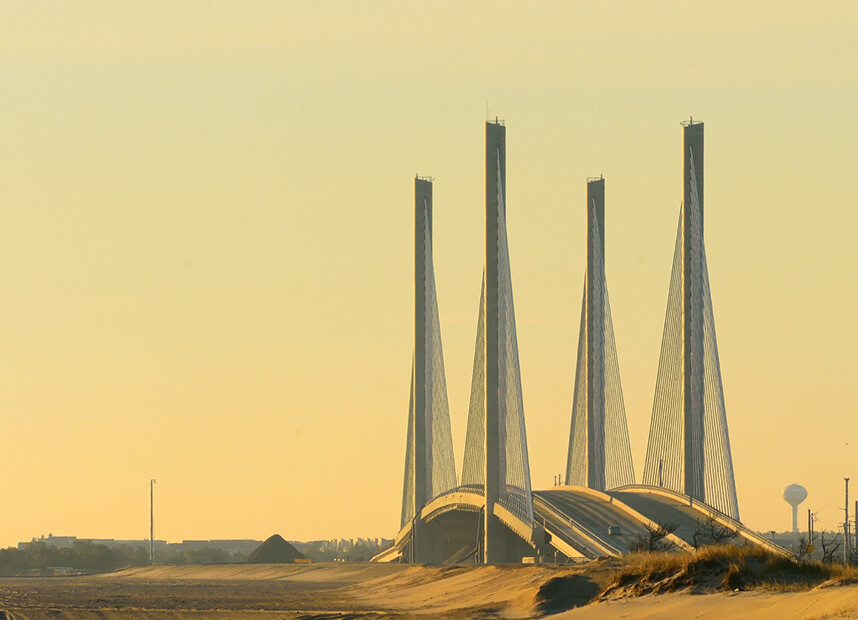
[0,562,857,619]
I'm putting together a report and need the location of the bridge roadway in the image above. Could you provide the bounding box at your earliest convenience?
[536,485,782,558]
[534,488,665,556]
[374,484,786,563]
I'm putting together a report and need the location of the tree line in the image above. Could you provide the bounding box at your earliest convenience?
[0,541,248,575]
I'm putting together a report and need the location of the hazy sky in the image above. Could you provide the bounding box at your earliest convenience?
[2,1,857,547]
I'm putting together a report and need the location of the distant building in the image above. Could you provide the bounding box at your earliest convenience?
[89,539,167,550]
[19,534,80,550]
[15,535,391,558]
[168,539,260,554]
[16,535,256,554]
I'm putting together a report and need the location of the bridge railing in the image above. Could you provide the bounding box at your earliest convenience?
[533,494,621,557]
[611,484,791,556]
[540,486,694,553]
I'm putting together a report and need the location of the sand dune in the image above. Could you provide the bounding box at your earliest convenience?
[2,562,857,619]
[554,585,858,619]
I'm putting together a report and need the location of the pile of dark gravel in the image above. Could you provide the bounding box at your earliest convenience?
[246,534,306,563]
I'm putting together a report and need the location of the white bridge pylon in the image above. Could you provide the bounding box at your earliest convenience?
[643,121,740,520]
[565,178,635,491]
[461,121,536,563]
[400,177,458,561]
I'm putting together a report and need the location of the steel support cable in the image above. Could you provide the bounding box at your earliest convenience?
[598,230,634,489]
[566,198,634,491]
[495,150,533,523]
[424,204,458,500]
[424,203,436,496]
[694,215,722,507]
[461,274,486,493]
[691,152,721,514]
[401,358,416,527]
[401,204,458,528]
[603,279,634,488]
[566,282,588,485]
[591,200,607,489]
[700,243,739,518]
[644,209,685,491]
[688,149,739,519]
[464,148,534,523]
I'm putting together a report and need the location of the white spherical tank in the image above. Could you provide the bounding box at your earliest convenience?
[783,484,808,533]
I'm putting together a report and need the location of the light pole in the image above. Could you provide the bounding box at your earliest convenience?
[150,479,156,564]
[845,478,851,564]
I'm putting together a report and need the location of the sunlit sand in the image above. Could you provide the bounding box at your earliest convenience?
[2,561,857,619]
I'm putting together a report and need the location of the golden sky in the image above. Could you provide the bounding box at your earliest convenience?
[1,1,857,546]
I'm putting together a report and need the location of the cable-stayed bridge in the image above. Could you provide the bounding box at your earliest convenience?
[566,177,635,492]
[379,120,781,564]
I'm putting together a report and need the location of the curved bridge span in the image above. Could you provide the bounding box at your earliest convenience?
[374,485,786,563]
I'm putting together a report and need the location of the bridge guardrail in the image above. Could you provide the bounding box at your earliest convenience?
[533,494,621,557]
[561,486,694,552]
[611,484,791,557]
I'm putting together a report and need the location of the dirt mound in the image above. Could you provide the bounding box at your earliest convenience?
[246,534,305,564]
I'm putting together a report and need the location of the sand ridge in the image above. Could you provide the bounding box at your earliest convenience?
[2,562,858,619]
[107,562,408,583]
[553,585,858,619]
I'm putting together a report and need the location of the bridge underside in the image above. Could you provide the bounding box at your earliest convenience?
[373,484,786,563]
[376,490,546,564]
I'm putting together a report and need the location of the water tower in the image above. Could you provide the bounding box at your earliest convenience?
[783,484,808,534]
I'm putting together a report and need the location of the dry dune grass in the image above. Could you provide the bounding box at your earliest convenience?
[603,544,858,599]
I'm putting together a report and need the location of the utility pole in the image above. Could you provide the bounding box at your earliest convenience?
[150,479,156,564]
[845,478,850,564]
[808,509,813,545]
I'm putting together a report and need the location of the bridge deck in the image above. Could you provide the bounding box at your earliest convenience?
[374,485,787,563]
[611,489,703,543]
[534,490,649,555]
[536,486,784,558]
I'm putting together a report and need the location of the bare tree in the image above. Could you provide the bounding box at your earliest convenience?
[691,515,738,549]
[819,531,842,565]
[793,536,812,562]
[630,521,679,553]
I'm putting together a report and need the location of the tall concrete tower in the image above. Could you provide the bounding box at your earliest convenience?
[483,121,504,563]
[585,179,607,490]
[565,178,635,491]
[400,176,457,561]
[461,120,534,563]
[682,122,706,501]
[643,120,740,520]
